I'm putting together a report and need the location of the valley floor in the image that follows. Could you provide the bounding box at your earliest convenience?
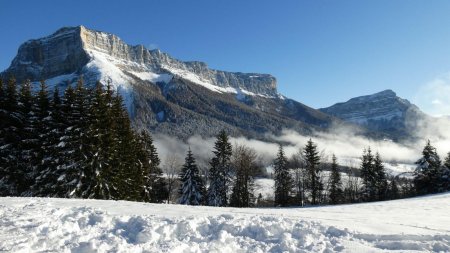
[0,193,449,252]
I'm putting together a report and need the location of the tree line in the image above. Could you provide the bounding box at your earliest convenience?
[178,131,449,207]
[0,77,449,207]
[0,78,167,202]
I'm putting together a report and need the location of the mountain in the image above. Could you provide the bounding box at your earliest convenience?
[320,90,428,140]
[1,26,336,139]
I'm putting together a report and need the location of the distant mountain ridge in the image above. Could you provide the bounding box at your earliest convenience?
[1,26,337,139]
[320,89,428,140]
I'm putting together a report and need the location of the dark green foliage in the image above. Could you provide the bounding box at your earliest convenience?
[360,147,376,201]
[387,177,400,200]
[441,153,450,192]
[139,130,168,203]
[414,140,444,194]
[0,78,166,203]
[0,78,21,195]
[230,145,258,208]
[373,153,388,201]
[34,87,64,196]
[273,145,292,207]
[178,148,205,205]
[33,81,54,196]
[328,154,343,204]
[207,130,233,207]
[360,148,388,201]
[303,139,322,205]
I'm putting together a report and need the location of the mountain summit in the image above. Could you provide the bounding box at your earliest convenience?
[3,26,278,97]
[1,26,335,139]
[320,89,427,139]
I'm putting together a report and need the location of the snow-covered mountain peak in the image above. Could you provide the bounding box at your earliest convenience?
[2,25,279,98]
[371,89,396,97]
[320,90,427,139]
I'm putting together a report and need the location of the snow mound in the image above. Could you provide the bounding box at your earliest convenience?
[0,193,449,252]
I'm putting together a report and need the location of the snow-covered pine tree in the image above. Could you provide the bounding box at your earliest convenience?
[0,79,4,193]
[84,82,117,199]
[57,79,90,198]
[373,152,388,201]
[328,154,343,204]
[274,144,292,207]
[230,145,257,208]
[0,79,4,108]
[0,78,22,196]
[32,81,55,196]
[178,148,205,205]
[207,130,233,207]
[34,87,65,197]
[17,80,36,196]
[414,140,442,195]
[0,78,20,196]
[52,85,76,197]
[303,139,322,205]
[139,130,168,203]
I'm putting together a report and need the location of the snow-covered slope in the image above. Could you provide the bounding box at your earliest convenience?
[1,193,449,252]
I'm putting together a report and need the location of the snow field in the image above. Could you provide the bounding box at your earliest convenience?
[0,193,449,252]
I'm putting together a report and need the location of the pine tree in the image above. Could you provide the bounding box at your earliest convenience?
[57,80,90,198]
[207,130,233,207]
[328,154,343,204]
[303,139,322,205]
[387,177,400,200]
[360,147,376,201]
[414,140,442,194]
[373,152,388,201]
[140,130,168,203]
[32,81,54,196]
[84,82,116,199]
[0,79,4,110]
[273,145,292,207]
[440,152,450,192]
[34,87,65,196]
[0,79,5,194]
[112,93,142,201]
[178,148,205,205]
[230,145,257,208]
[17,80,35,195]
[0,77,21,196]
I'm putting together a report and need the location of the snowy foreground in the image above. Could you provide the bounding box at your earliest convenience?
[0,194,449,252]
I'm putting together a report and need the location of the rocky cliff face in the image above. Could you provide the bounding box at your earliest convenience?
[3,26,277,97]
[1,26,335,139]
[320,90,428,140]
[4,27,89,81]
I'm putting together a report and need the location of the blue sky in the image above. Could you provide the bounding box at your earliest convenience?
[1,0,450,115]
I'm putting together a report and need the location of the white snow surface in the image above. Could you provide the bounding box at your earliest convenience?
[254,178,275,200]
[161,64,275,98]
[129,71,173,84]
[1,193,449,252]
